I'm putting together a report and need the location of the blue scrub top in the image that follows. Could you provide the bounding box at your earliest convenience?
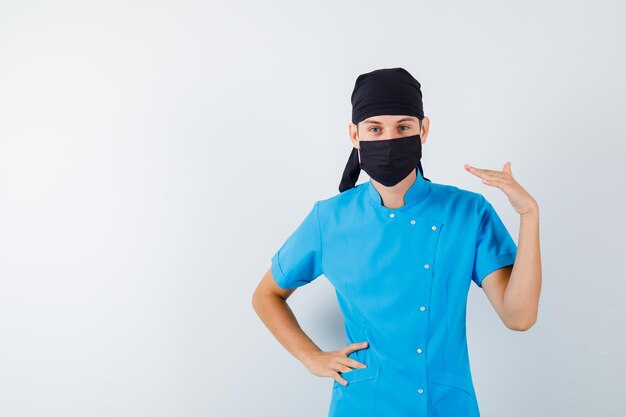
[270,168,517,417]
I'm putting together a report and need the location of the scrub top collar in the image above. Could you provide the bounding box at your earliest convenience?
[366,167,431,210]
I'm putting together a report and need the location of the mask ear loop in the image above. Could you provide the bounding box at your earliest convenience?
[356,135,361,165]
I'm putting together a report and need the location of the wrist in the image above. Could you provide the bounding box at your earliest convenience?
[298,348,322,367]
[519,204,539,217]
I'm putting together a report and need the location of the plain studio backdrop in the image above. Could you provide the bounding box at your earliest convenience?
[0,1,624,416]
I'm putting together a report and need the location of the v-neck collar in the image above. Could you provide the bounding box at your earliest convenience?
[366,167,431,210]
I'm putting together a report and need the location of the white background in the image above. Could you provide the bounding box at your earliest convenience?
[0,1,624,416]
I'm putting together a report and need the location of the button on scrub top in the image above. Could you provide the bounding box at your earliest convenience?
[270,168,517,417]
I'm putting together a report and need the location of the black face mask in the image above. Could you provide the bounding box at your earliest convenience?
[338,133,430,192]
[357,133,423,187]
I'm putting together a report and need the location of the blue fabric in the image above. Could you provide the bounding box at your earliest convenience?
[270,168,517,417]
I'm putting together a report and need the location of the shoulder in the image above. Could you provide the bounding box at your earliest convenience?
[305,183,370,230]
[315,182,368,211]
[427,179,487,214]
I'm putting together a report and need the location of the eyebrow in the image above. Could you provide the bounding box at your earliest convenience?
[362,118,416,124]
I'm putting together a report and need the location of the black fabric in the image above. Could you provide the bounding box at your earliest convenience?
[339,67,430,193]
[338,146,361,193]
[338,144,429,193]
[351,67,424,125]
[359,134,423,187]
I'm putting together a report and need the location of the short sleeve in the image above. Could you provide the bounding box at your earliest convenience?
[471,197,518,288]
[270,201,323,289]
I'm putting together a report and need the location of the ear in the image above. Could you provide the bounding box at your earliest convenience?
[420,116,430,144]
[348,122,359,148]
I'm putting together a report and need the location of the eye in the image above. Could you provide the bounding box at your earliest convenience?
[369,127,381,133]
[399,125,410,131]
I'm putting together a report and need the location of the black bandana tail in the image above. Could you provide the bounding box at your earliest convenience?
[339,147,361,193]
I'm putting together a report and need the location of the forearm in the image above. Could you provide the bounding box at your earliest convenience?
[502,205,542,329]
[253,293,321,365]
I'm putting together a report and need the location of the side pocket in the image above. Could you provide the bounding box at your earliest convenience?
[428,369,476,398]
[333,323,381,390]
[428,370,480,417]
[332,363,381,389]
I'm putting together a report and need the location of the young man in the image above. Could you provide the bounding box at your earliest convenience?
[252,67,542,417]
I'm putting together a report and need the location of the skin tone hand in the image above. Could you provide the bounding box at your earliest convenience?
[252,267,371,387]
[302,342,369,386]
[463,161,542,331]
[464,162,538,215]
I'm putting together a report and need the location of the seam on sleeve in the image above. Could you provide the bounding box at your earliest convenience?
[271,250,287,288]
[314,200,323,275]
[477,252,517,288]
[471,196,488,270]
[276,251,285,278]
[475,195,488,242]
